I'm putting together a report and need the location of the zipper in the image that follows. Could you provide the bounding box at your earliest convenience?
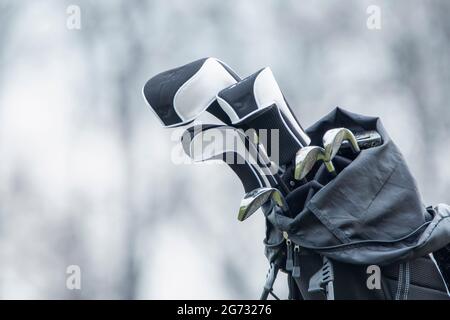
[283,231,293,271]
[283,231,301,279]
[292,245,301,279]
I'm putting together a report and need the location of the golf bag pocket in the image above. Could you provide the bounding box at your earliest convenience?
[290,252,449,300]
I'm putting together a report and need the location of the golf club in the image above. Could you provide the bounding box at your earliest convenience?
[238,187,289,221]
[342,130,382,150]
[248,128,281,175]
[294,146,336,181]
[322,128,360,163]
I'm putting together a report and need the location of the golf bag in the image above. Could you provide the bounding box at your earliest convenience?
[143,58,450,299]
[263,108,450,300]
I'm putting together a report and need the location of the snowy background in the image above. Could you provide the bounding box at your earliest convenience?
[0,0,449,299]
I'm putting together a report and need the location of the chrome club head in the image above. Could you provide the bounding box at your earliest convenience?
[238,187,288,221]
[322,128,360,162]
[294,146,336,180]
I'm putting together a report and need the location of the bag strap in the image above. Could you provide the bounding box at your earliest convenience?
[288,273,303,300]
[260,263,280,300]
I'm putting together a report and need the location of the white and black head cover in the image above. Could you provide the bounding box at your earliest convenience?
[216,67,311,165]
[143,58,240,127]
[181,125,279,193]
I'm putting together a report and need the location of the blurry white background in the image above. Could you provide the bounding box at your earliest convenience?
[0,0,449,299]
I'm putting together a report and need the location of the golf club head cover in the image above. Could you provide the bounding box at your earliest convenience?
[217,67,311,165]
[180,124,221,157]
[181,124,278,193]
[143,57,240,127]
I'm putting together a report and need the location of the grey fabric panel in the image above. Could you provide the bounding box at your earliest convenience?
[400,283,449,300]
[290,254,449,300]
[308,142,426,242]
[383,256,447,291]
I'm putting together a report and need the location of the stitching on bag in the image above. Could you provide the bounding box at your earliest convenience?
[271,210,450,257]
[305,151,402,241]
[417,211,450,243]
[293,215,450,265]
[364,154,400,214]
[279,220,431,252]
[385,180,418,193]
[307,202,352,243]
[310,214,449,253]
[395,263,404,300]
[335,148,401,219]
[404,262,410,300]
[309,221,432,252]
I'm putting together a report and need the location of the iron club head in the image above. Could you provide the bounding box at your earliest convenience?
[322,128,360,162]
[294,146,336,180]
[238,187,288,221]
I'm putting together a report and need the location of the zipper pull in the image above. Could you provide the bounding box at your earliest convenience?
[292,245,301,279]
[283,232,293,271]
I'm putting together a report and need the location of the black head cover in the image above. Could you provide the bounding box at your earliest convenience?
[217,67,310,165]
[143,58,240,127]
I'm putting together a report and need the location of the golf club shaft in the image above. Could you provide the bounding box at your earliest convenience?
[253,133,290,194]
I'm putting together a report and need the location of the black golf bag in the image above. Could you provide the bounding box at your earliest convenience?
[262,108,450,300]
[142,58,450,299]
